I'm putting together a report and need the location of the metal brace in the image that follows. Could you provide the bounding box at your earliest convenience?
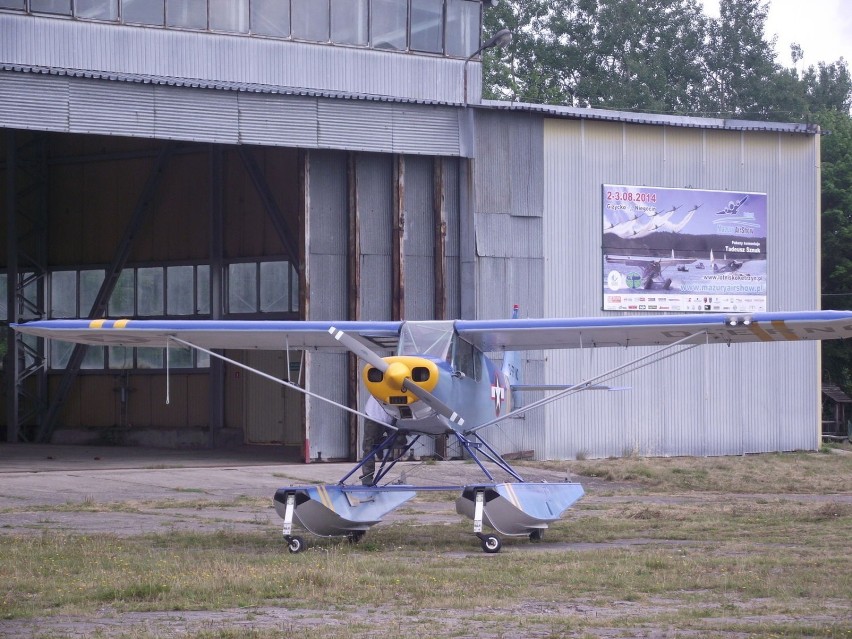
[281,492,295,536]
[473,490,485,534]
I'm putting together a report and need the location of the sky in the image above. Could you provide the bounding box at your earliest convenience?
[699,0,852,69]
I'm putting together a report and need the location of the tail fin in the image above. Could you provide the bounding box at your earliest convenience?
[501,305,523,410]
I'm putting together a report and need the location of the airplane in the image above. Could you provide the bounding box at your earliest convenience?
[710,249,744,273]
[14,308,852,553]
[716,195,749,215]
[605,250,695,289]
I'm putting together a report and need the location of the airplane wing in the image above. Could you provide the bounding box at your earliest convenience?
[454,311,852,352]
[605,255,693,267]
[13,311,852,354]
[12,319,402,352]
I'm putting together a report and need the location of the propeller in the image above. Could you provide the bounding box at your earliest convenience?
[328,326,466,427]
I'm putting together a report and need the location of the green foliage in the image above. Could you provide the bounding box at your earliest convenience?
[482,0,852,117]
[818,109,852,391]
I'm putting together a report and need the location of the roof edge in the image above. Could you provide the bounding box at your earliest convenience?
[478,99,820,135]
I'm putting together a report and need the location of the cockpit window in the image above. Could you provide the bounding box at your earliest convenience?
[452,336,480,381]
[397,321,454,360]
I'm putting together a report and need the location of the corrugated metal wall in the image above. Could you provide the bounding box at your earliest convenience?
[540,118,821,459]
[357,154,395,320]
[442,157,462,319]
[0,13,480,105]
[0,69,463,156]
[304,150,350,460]
[471,110,548,457]
[305,151,461,460]
[403,155,436,320]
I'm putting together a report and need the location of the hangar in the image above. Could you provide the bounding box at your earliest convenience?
[0,1,823,460]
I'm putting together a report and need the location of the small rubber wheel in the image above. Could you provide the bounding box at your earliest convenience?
[287,535,305,554]
[347,531,365,544]
[481,534,502,554]
[529,529,543,542]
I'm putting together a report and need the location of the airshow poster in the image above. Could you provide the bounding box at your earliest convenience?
[602,184,767,312]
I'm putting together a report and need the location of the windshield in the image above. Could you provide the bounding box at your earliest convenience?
[397,321,455,360]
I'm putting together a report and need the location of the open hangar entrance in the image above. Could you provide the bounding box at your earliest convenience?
[1,128,463,460]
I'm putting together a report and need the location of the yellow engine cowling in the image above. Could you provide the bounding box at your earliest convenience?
[362,356,439,406]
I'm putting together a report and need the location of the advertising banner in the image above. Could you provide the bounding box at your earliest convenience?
[602,184,767,312]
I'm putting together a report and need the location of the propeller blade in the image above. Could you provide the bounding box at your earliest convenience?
[328,326,467,428]
[402,380,465,428]
[328,326,388,372]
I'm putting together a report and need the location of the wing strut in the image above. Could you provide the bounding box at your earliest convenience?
[465,331,704,435]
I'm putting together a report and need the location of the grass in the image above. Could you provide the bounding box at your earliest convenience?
[533,448,852,494]
[1,451,850,638]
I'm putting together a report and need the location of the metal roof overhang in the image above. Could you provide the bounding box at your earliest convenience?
[0,64,465,156]
[479,99,820,135]
[0,63,818,160]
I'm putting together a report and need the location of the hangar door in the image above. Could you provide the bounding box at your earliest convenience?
[239,351,304,445]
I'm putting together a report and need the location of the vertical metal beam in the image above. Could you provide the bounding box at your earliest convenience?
[347,152,360,461]
[299,149,311,462]
[392,155,405,321]
[208,145,225,439]
[459,158,476,319]
[434,156,450,460]
[37,144,175,442]
[4,130,19,443]
[237,146,299,267]
[433,157,447,320]
[4,130,49,443]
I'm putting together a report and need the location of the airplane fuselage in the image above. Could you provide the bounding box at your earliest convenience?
[362,324,513,436]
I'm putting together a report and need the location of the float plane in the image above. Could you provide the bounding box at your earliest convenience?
[710,248,744,273]
[14,308,852,553]
[605,250,695,289]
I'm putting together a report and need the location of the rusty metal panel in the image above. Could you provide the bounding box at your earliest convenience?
[473,110,544,216]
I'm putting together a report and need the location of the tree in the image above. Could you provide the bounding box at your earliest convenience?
[482,0,709,112]
[818,110,852,391]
